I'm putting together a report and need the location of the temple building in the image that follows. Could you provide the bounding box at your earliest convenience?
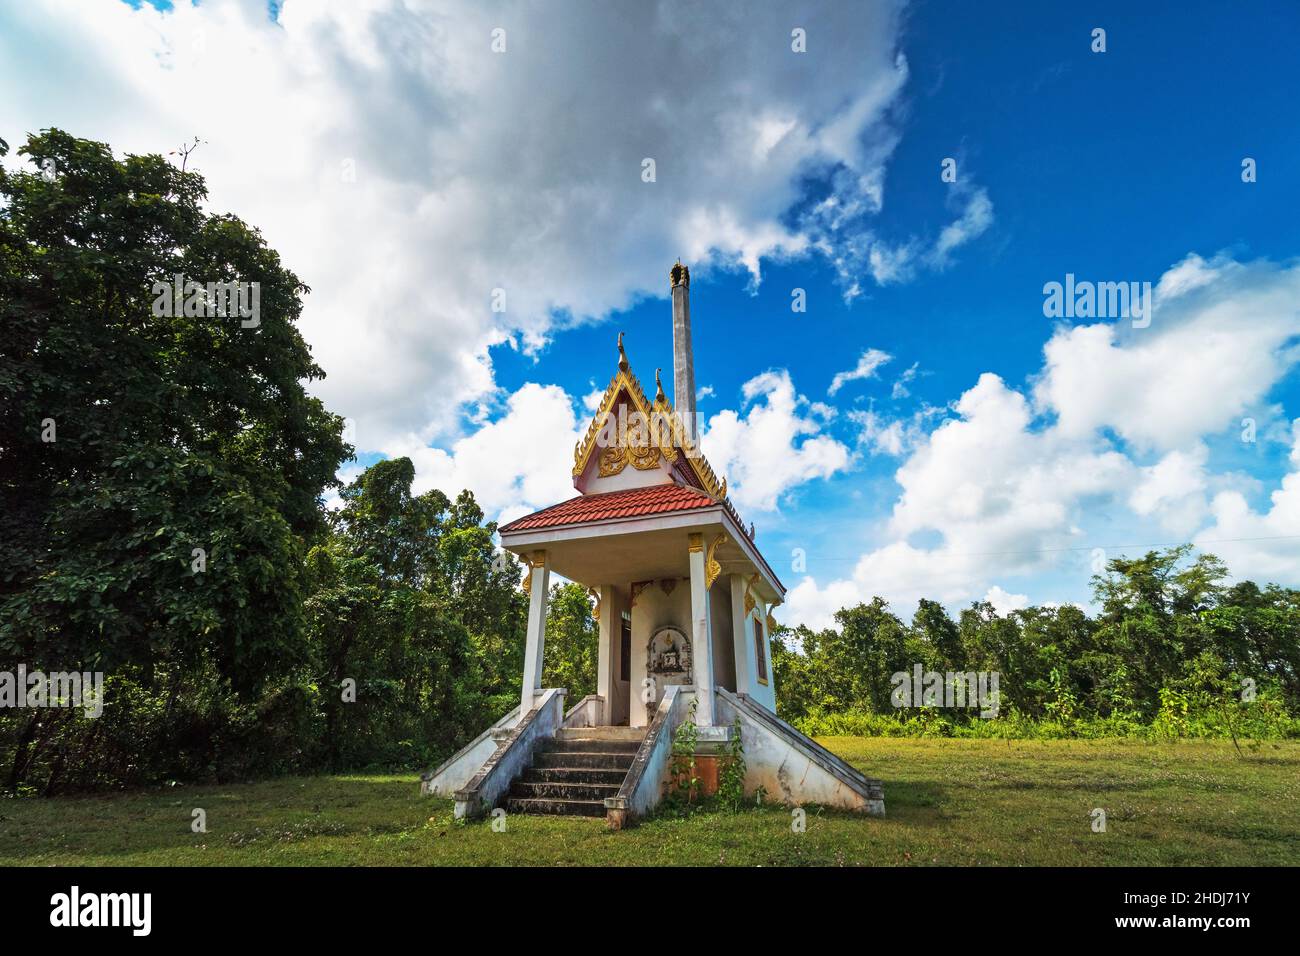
[422,263,883,826]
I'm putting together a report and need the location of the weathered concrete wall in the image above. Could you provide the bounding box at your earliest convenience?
[605,686,691,827]
[716,688,884,816]
[629,583,692,728]
[454,688,565,820]
[562,694,604,728]
[420,705,520,797]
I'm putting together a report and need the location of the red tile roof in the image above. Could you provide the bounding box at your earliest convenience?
[499,484,719,533]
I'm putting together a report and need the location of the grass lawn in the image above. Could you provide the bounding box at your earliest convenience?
[3,737,1297,866]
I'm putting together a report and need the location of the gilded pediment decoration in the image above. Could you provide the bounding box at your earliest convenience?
[572,333,727,501]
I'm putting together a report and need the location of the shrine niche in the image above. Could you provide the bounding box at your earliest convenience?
[647,626,691,690]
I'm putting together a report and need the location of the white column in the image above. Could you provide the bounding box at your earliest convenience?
[688,533,714,726]
[595,584,615,725]
[521,550,550,715]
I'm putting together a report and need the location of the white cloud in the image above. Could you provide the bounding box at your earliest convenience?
[1128,444,1209,535]
[374,370,852,529]
[0,0,917,459]
[929,187,994,268]
[788,254,1300,621]
[848,402,943,457]
[891,361,919,399]
[828,348,892,395]
[821,183,994,293]
[1195,419,1300,582]
[983,585,1029,616]
[781,575,863,632]
[704,370,850,513]
[1034,254,1300,452]
[393,383,581,526]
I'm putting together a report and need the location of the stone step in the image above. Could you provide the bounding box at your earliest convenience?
[538,738,642,755]
[505,796,607,817]
[532,750,636,770]
[521,766,626,786]
[556,726,645,742]
[509,780,621,802]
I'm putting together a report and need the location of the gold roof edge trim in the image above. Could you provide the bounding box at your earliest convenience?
[571,335,727,502]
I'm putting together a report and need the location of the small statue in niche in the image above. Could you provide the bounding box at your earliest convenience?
[649,627,690,677]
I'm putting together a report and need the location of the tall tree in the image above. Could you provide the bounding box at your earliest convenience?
[0,129,350,691]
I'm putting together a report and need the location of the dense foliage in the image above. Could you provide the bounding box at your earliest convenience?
[0,130,350,792]
[773,546,1300,740]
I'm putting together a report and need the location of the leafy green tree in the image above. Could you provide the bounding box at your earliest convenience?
[912,599,964,669]
[770,625,816,722]
[1091,547,1229,715]
[809,599,914,713]
[0,130,349,791]
[307,459,527,769]
[0,130,350,691]
[542,583,597,700]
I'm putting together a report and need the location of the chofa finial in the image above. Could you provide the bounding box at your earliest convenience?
[617,331,628,372]
[670,260,689,289]
[655,368,666,403]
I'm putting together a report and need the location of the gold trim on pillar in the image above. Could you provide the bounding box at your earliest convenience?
[687,533,704,553]
[766,598,781,633]
[522,551,546,596]
[705,534,726,589]
[743,572,760,616]
[588,587,601,624]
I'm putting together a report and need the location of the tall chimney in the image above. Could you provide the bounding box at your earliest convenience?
[670,261,696,443]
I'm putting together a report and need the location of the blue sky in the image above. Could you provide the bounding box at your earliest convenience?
[486,1,1300,619]
[4,0,1298,626]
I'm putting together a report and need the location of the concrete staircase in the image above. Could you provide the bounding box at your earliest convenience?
[504,727,644,818]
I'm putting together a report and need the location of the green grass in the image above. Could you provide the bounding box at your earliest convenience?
[3,738,1298,866]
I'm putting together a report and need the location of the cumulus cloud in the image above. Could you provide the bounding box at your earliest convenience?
[365,368,852,529]
[0,0,922,459]
[394,383,581,526]
[1196,419,1300,582]
[1034,254,1300,452]
[1128,445,1210,535]
[792,255,1300,620]
[704,370,851,513]
[983,585,1029,616]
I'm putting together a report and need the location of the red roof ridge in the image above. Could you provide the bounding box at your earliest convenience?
[499,482,720,534]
